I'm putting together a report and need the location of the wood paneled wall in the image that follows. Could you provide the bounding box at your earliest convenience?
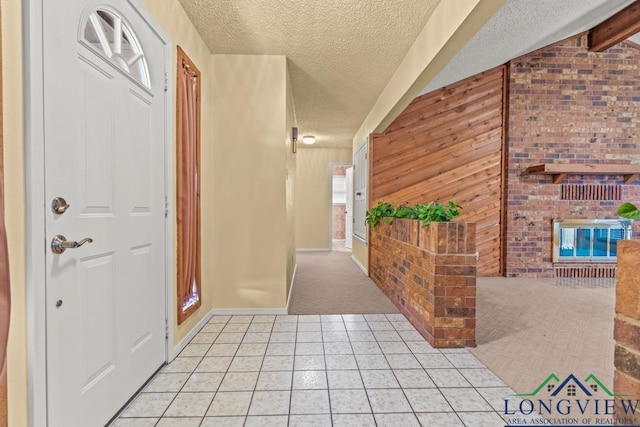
[369,66,506,276]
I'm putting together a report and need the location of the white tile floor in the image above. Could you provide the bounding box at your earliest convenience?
[112,314,515,427]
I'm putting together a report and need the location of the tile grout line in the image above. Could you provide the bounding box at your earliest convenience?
[321,316,334,426]
[237,314,266,427]
[161,315,231,424]
[375,314,421,423]
[351,314,379,426]
[193,315,231,424]
[286,314,299,427]
[208,315,250,424]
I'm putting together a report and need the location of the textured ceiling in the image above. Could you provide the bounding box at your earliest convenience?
[177,0,441,148]
[177,0,638,149]
[420,0,637,95]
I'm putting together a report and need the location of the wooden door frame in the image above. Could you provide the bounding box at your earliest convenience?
[23,1,174,424]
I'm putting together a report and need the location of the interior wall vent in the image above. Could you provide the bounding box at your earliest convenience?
[560,184,621,201]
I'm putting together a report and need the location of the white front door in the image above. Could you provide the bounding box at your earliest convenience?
[43,1,167,425]
[345,167,354,249]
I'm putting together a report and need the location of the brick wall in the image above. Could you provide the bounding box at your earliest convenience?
[370,219,476,348]
[614,240,640,423]
[332,204,346,239]
[506,34,640,277]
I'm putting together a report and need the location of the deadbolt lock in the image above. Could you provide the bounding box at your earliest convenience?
[51,197,70,215]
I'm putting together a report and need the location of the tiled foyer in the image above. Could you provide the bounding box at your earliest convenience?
[113,314,517,427]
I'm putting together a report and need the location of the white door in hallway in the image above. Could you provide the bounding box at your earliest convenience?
[345,167,354,249]
[43,1,167,425]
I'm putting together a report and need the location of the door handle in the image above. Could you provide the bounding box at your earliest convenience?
[51,235,93,254]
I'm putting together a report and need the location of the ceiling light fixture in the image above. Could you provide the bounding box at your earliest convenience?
[302,135,316,145]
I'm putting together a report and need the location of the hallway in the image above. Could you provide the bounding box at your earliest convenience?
[288,251,398,315]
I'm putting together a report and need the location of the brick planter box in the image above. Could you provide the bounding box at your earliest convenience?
[615,240,640,424]
[369,219,476,348]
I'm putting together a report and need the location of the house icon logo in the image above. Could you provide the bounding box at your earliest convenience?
[515,373,627,398]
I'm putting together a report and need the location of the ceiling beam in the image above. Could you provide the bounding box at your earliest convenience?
[588,0,640,52]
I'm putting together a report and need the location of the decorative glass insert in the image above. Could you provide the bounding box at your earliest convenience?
[82,9,150,88]
[553,219,632,262]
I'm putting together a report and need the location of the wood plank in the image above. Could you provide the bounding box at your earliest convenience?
[372,122,503,180]
[499,64,508,276]
[525,163,640,174]
[373,125,502,179]
[376,93,503,158]
[373,116,503,174]
[386,71,504,134]
[374,118,502,169]
[588,1,640,52]
[553,173,567,184]
[379,155,502,205]
[373,139,502,199]
[397,67,504,118]
[380,88,503,142]
[524,163,640,184]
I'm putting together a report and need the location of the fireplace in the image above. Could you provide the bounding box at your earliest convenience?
[553,219,632,263]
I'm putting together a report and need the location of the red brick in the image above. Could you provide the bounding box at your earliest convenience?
[614,370,640,425]
[506,35,640,277]
[369,221,476,348]
[445,287,475,297]
[434,339,465,348]
[614,316,640,352]
[617,242,640,320]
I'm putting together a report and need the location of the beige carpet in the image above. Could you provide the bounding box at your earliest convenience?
[289,250,399,314]
[289,254,614,395]
[471,277,615,394]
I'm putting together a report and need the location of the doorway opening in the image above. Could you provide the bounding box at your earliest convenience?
[330,163,351,253]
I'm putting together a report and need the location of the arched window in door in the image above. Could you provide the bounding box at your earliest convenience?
[82,8,151,88]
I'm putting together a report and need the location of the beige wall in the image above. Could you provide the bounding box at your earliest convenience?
[139,0,216,347]
[3,0,26,424]
[295,148,352,249]
[350,0,505,270]
[211,54,290,309]
[286,67,296,297]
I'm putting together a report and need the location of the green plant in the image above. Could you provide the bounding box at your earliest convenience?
[618,202,640,219]
[365,201,393,227]
[416,201,462,226]
[366,201,462,228]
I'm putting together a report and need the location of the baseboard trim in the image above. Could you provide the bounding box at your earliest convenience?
[170,308,215,361]
[296,248,331,252]
[211,308,289,315]
[286,263,297,313]
[351,255,368,275]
